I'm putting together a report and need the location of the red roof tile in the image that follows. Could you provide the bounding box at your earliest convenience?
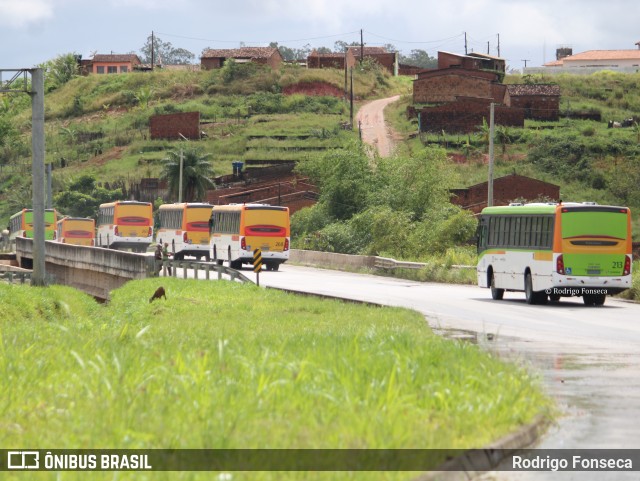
[562,50,640,62]
[201,47,279,59]
[92,54,140,63]
[507,84,561,96]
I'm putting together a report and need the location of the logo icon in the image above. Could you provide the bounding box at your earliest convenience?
[7,451,39,469]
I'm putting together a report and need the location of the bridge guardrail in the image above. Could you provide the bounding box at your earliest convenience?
[0,269,32,284]
[374,257,475,270]
[154,260,253,284]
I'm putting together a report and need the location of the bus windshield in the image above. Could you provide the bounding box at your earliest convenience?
[244,209,289,234]
[562,209,629,242]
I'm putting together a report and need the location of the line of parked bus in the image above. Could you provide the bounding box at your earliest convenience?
[8,201,291,271]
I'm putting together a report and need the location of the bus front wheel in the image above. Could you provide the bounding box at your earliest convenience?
[490,273,504,300]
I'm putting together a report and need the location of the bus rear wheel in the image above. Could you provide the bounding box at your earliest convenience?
[490,273,504,300]
[525,272,548,305]
[583,294,606,306]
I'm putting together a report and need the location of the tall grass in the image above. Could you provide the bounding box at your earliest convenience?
[0,279,551,480]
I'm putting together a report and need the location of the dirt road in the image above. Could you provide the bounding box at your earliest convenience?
[355,95,400,157]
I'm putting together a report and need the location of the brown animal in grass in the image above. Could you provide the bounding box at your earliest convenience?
[149,286,167,303]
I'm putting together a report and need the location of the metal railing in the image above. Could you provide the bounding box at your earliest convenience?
[373,256,474,270]
[0,270,32,284]
[153,259,253,284]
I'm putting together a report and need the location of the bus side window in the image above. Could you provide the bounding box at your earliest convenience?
[476,219,488,253]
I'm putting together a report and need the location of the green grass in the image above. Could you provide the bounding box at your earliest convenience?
[0,279,551,480]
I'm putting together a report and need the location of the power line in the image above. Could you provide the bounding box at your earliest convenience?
[155,30,361,46]
[364,30,465,45]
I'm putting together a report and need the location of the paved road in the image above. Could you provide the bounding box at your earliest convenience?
[258,264,640,480]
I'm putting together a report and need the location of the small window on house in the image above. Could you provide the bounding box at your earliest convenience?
[120,66,128,73]
[96,66,105,74]
[107,66,117,74]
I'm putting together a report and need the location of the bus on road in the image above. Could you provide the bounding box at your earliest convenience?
[96,201,153,252]
[55,217,95,246]
[156,203,213,260]
[477,202,632,306]
[210,203,290,270]
[8,208,58,242]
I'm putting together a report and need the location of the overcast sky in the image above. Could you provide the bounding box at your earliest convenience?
[1,0,638,72]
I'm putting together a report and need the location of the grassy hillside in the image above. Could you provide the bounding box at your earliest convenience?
[0,63,409,223]
[0,278,551,479]
[386,72,640,237]
[1,65,639,236]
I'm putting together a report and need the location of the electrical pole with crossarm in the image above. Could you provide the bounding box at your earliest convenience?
[0,68,46,285]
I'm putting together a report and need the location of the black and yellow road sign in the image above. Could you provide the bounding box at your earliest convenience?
[253,248,262,273]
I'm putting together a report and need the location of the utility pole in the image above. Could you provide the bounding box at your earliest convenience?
[487,41,490,55]
[31,68,46,285]
[487,103,495,207]
[0,68,46,285]
[151,31,155,70]
[360,29,364,63]
[349,67,354,128]
[46,163,52,209]
[344,49,348,98]
[178,148,184,203]
[497,34,501,57]
[464,32,468,55]
[522,59,530,68]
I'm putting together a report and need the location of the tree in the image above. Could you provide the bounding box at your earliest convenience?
[43,53,80,90]
[160,148,215,202]
[139,34,195,65]
[399,49,437,68]
[334,40,360,52]
[54,175,122,218]
[296,140,374,220]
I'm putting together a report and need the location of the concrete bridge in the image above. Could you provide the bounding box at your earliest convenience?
[15,238,252,301]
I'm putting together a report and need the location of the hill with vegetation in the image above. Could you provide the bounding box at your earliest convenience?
[0,60,409,223]
[1,63,639,289]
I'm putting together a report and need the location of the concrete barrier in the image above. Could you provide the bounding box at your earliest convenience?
[289,249,376,270]
[17,238,151,300]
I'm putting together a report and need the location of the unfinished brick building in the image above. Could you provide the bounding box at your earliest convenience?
[413,68,507,104]
[413,51,558,133]
[450,173,560,213]
[307,47,397,75]
[507,84,561,121]
[419,97,524,133]
[200,47,283,70]
[150,112,200,140]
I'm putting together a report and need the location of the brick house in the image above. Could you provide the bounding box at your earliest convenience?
[419,97,524,133]
[348,46,396,74]
[307,49,356,70]
[413,68,506,104]
[149,112,201,140]
[437,51,506,75]
[506,84,561,121]
[450,174,560,213]
[200,47,283,70]
[89,54,142,74]
[307,46,397,74]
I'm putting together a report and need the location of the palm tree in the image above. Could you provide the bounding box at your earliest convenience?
[160,147,215,202]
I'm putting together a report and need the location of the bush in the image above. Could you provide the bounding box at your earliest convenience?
[291,204,333,239]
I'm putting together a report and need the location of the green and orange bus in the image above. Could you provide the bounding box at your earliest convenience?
[8,208,58,242]
[477,202,632,305]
